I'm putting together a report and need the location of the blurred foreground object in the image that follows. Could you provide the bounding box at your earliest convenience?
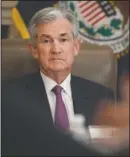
[92,75,129,153]
[94,75,129,127]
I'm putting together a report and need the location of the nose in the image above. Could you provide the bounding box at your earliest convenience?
[51,40,61,54]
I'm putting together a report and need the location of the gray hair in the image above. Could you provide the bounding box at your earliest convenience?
[28,7,79,47]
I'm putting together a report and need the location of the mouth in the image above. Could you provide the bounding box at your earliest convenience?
[50,58,64,61]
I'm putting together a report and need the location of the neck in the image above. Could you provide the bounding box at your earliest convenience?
[40,68,71,84]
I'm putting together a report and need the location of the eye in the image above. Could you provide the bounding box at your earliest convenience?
[60,38,68,42]
[42,39,51,43]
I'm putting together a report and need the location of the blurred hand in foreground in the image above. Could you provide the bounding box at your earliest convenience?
[92,75,129,151]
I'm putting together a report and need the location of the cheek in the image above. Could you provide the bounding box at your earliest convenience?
[37,47,50,64]
[66,45,76,57]
[64,47,76,64]
[68,43,77,55]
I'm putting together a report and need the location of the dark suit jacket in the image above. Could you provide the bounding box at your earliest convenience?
[2,72,114,156]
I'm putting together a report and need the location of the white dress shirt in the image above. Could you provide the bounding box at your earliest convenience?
[40,71,75,123]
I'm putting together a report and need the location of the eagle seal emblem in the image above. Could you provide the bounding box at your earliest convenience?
[58,1,129,57]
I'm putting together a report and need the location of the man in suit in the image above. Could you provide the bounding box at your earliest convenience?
[2,7,128,156]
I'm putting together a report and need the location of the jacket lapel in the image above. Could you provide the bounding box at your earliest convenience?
[25,72,54,125]
[71,75,92,126]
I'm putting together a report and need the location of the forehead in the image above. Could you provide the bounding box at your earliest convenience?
[36,18,73,38]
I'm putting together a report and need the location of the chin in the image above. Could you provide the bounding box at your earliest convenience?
[49,65,67,72]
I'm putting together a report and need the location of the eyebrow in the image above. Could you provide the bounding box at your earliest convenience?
[40,34,51,39]
[60,33,69,37]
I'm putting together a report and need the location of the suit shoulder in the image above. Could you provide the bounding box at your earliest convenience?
[2,72,39,91]
[72,75,106,89]
[72,75,114,99]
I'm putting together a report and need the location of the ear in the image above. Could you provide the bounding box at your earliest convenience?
[73,39,81,56]
[28,43,39,59]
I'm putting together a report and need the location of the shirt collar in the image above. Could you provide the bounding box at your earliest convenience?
[40,71,72,97]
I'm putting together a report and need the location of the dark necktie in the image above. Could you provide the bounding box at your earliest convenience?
[52,85,69,132]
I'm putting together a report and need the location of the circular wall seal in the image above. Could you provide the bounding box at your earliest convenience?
[58,1,129,56]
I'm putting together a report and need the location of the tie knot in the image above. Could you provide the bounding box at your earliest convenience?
[52,85,62,95]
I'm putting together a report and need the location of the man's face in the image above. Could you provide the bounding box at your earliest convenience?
[30,18,80,73]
